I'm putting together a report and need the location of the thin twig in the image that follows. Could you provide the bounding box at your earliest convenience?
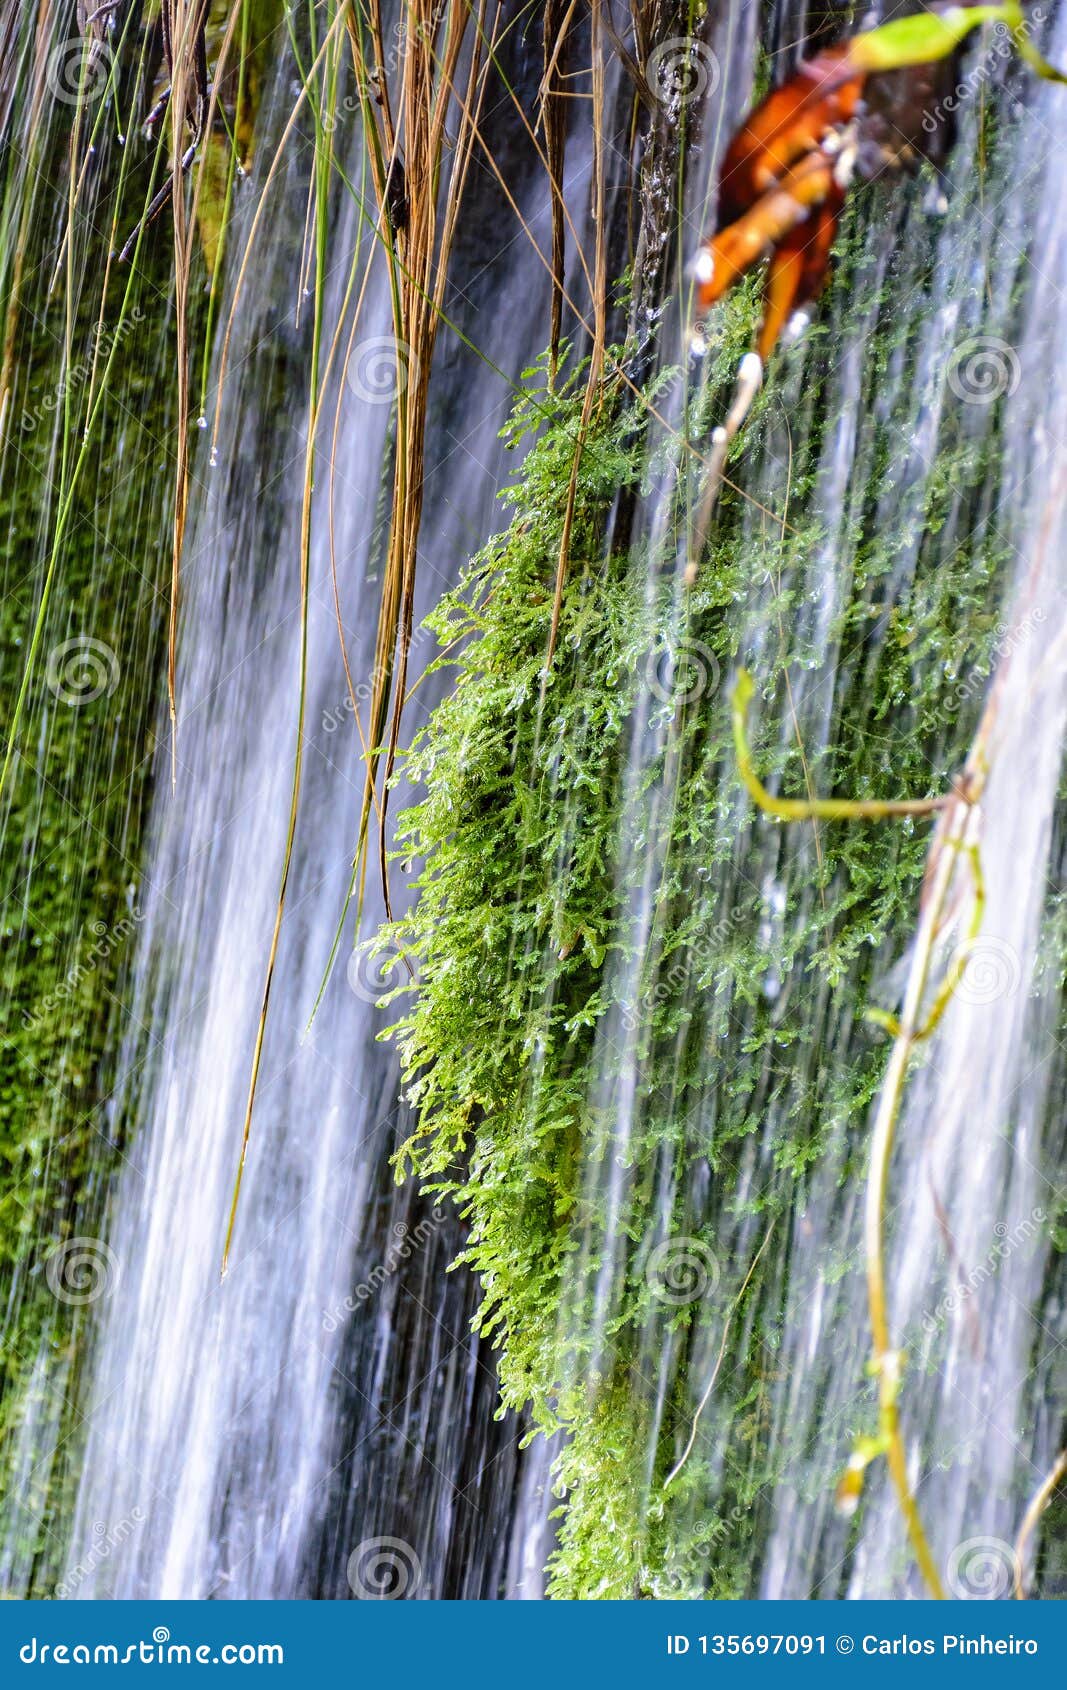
[1014,1449,1067,1598]
[664,1220,776,1489]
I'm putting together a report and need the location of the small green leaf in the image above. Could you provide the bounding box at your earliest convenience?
[852,6,1018,73]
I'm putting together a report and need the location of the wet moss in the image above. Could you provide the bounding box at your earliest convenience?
[378,159,1027,1592]
[0,118,182,1595]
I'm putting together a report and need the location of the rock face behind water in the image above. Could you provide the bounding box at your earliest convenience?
[5,0,1065,1603]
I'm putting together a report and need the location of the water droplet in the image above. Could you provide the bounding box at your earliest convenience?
[209,447,218,468]
[197,415,207,430]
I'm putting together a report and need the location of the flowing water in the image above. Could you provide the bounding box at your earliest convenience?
[532,1,1067,1599]
[3,0,1065,1601]
[63,15,590,1599]
[763,11,1067,1596]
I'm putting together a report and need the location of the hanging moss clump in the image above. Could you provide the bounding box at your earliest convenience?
[372,190,1017,1593]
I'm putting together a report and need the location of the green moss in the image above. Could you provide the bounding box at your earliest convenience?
[377,141,1023,1592]
[0,112,183,1594]
[0,0,295,1588]
[377,214,1021,1581]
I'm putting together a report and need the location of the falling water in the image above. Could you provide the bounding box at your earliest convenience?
[762,8,1067,1597]
[64,18,600,1599]
[4,0,1065,1603]
[529,1,1067,1598]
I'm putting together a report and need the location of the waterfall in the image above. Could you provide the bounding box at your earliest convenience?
[64,19,596,1598]
[511,2,1067,1597]
[4,0,1063,1602]
[761,9,1067,1597]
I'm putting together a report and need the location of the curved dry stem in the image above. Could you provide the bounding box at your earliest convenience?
[685,352,765,585]
[859,761,991,1595]
[1014,1448,1067,1598]
[731,669,950,822]
[663,1220,775,1490]
[209,9,351,458]
[861,804,970,1601]
[223,7,344,1274]
[734,658,1001,1596]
